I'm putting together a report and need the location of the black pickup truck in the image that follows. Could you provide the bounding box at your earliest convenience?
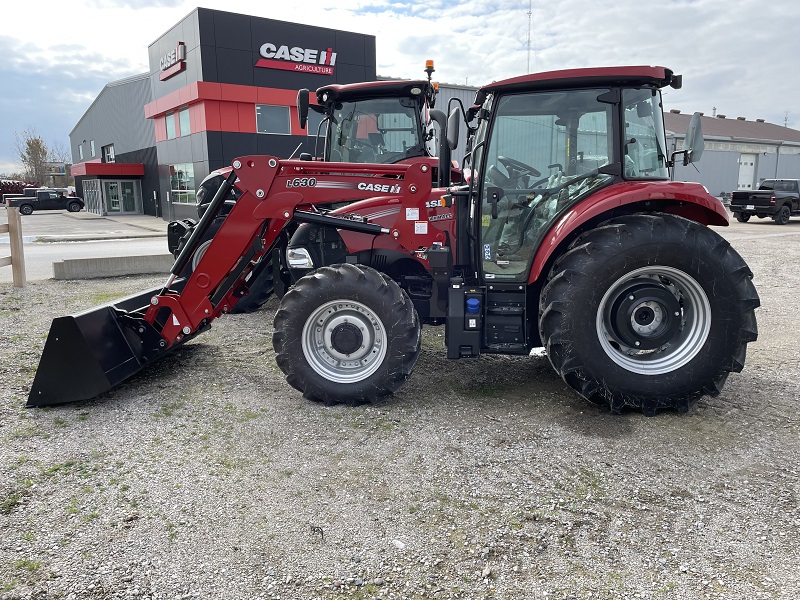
[730,179,800,225]
[5,189,84,215]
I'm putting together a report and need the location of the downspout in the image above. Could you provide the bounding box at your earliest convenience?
[774,142,782,178]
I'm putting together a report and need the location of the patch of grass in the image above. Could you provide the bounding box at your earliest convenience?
[89,292,124,304]
[81,511,99,523]
[0,492,22,514]
[66,497,79,515]
[53,417,68,428]
[13,559,41,572]
[43,460,78,477]
[154,399,185,418]
[1,579,17,592]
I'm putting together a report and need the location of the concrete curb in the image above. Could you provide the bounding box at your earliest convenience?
[53,254,174,280]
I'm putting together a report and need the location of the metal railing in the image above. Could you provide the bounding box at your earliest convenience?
[0,207,26,287]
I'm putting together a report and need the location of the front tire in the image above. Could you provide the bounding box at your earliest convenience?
[773,205,791,225]
[67,201,82,212]
[273,263,421,405]
[539,214,759,415]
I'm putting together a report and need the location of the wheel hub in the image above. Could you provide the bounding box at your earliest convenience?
[330,322,364,356]
[608,281,682,350]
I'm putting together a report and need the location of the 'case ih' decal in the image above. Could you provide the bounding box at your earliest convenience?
[256,43,337,75]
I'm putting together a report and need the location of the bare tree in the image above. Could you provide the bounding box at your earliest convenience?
[14,127,48,186]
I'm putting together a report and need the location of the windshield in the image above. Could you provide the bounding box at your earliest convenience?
[622,88,669,179]
[479,88,614,282]
[327,97,424,164]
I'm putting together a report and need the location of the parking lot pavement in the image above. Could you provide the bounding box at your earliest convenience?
[0,208,167,243]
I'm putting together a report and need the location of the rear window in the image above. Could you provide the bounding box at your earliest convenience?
[773,181,797,192]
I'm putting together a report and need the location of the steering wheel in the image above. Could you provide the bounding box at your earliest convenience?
[497,156,541,179]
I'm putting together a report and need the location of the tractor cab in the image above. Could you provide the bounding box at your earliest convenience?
[465,68,677,285]
[297,77,438,165]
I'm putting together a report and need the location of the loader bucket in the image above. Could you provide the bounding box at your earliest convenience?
[27,285,171,407]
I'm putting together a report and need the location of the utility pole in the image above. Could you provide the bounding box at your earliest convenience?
[527,0,532,74]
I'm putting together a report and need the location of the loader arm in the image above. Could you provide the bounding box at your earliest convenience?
[28,155,440,407]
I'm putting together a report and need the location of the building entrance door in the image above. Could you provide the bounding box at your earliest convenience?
[737,154,756,190]
[121,181,136,212]
[104,182,120,212]
[102,180,142,214]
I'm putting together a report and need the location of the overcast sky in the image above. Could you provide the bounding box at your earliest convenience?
[1,0,798,175]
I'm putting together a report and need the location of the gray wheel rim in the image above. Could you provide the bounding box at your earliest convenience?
[301,299,387,383]
[191,239,213,271]
[596,265,711,375]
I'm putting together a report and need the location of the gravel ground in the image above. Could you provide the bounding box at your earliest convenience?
[1,220,798,599]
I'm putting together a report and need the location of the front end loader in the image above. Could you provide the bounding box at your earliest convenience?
[28,66,759,415]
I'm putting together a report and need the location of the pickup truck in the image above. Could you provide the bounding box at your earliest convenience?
[6,189,84,215]
[730,179,800,225]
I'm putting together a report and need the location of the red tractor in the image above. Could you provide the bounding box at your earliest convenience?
[29,66,759,416]
[167,63,456,313]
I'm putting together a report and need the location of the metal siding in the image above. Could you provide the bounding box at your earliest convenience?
[69,75,155,165]
[672,150,741,196]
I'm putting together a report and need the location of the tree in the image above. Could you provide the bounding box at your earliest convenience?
[14,127,48,186]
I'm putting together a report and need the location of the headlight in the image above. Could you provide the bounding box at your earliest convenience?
[287,247,314,269]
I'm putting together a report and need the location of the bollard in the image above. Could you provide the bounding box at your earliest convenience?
[0,207,26,287]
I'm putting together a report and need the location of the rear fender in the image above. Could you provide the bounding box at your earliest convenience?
[528,181,728,284]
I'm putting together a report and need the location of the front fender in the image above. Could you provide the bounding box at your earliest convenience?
[529,181,728,283]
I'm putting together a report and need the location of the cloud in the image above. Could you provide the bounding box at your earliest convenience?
[0,0,798,170]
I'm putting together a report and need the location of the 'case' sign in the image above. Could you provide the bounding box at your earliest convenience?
[255,43,336,76]
[160,42,186,81]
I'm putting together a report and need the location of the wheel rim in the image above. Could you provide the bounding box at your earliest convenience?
[596,266,711,375]
[191,240,213,271]
[20,206,32,215]
[301,300,387,383]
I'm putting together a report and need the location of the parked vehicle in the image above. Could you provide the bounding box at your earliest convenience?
[730,179,800,224]
[28,66,759,417]
[6,189,84,215]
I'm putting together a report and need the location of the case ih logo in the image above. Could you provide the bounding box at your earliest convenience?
[159,42,186,81]
[256,43,337,76]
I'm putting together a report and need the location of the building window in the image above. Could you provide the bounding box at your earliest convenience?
[102,144,115,163]
[169,163,195,204]
[90,140,96,157]
[79,145,84,161]
[179,107,190,137]
[256,105,290,135]
[166,112,177,140]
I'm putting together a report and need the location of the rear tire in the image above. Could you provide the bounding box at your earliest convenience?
[273,263,421,405]
[773,205,791,225]
[539,214,759,415]
[19,204,33,215]
[735,212,750,223]
[67,201,82,212]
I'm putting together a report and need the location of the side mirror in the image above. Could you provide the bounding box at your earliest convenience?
[297,88,310,130]
[447,108,460,151]
[681,112,704,165]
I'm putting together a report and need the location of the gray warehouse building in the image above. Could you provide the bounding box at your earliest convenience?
[667,111,800,196]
